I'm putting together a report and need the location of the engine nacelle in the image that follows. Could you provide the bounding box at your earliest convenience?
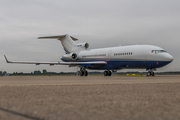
[77,43,89,49]
[62,53,78,61]
[71,53,78,60]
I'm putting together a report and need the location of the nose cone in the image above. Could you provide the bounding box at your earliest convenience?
[166,54,174,62]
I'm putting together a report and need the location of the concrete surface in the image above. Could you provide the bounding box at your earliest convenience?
[0,75,180,86]
[0,75,180,120]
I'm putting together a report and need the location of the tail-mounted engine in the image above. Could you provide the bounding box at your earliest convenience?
[71,53,78,60]
[62,53,78,61]
[77,43,89,49]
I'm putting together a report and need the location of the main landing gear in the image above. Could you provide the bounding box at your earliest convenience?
[104,70,112,76]
[80,68,88,76]
[147,71,155,77]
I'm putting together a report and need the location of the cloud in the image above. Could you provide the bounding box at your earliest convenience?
[0,0,179,72]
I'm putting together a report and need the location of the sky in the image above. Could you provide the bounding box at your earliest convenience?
[0,0,180,73]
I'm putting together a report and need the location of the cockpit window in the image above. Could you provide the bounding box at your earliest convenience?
[152,50,167,54]
[152,50,155,54]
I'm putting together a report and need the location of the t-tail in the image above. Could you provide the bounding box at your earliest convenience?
[38,34,89,54]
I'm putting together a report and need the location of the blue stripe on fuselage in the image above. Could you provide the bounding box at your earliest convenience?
[61,57,171,70]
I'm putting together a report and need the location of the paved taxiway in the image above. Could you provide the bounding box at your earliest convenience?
[0,75,180,120]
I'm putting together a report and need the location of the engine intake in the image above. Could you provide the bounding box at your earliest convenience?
[84,43,89,49]
[77,43,89,49]
[71,53,78,60]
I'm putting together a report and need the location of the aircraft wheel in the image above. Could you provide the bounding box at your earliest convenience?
[104,71,108,76]
[147,71,151,77]
[151,71,155,76]
[80,71,84,76]
[84,70,88,76]
[108,71,112,76]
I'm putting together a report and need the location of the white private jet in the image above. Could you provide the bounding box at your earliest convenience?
[4,34,173,76]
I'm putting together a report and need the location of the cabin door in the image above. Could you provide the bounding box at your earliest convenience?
[108,50,112,59]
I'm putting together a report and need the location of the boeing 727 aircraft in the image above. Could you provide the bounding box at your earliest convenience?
[4,34,173,76]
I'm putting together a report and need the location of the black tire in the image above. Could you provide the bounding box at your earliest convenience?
[80,71,84,76]
[151,72,155,76]
[108,71,112,76]
[84,70,88,76]
[104,71,108,76]
[147,71,151,76]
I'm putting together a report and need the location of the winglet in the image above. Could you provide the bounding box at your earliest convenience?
[4,55,10,63]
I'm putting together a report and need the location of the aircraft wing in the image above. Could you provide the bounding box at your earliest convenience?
[4,55,107,66]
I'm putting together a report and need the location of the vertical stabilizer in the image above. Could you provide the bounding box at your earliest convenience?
[38,34,78,54]
[60,34,76,54]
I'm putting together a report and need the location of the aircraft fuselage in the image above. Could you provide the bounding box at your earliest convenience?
[61,45,173,70]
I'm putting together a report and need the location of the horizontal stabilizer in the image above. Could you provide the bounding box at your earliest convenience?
[38,34,78,41]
